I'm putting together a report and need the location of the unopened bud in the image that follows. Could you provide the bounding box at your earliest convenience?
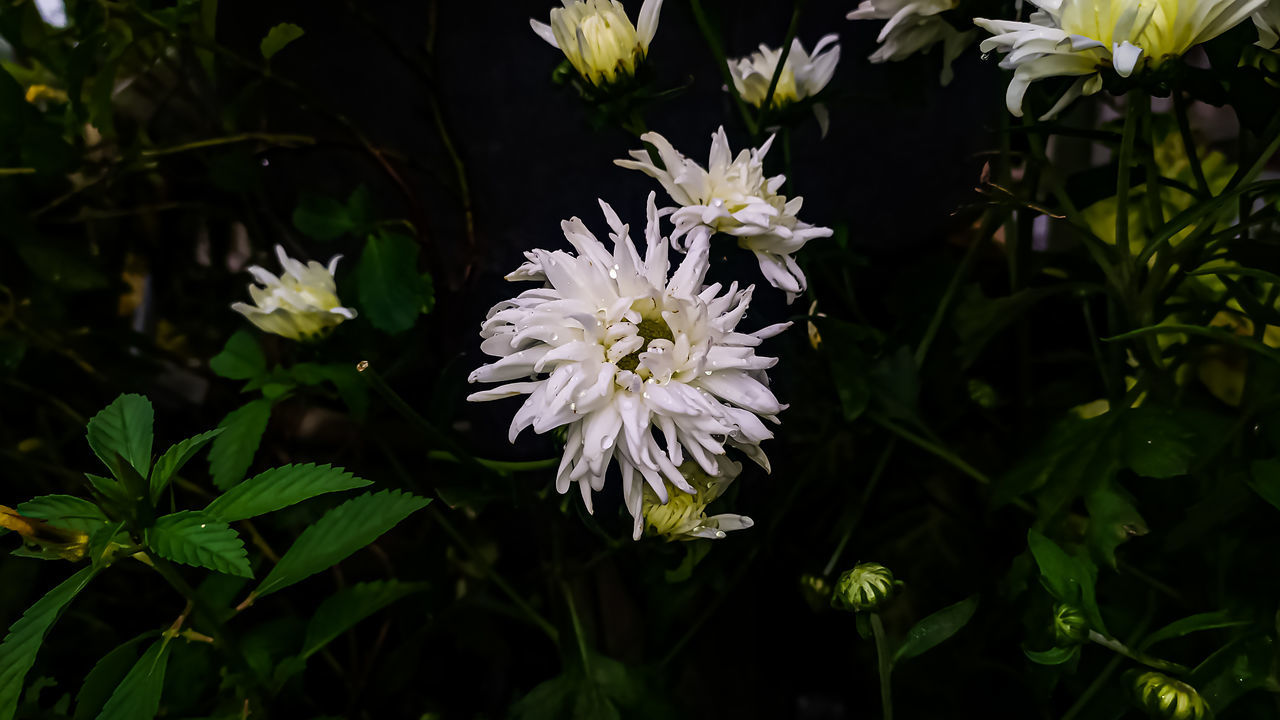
[1132,671,1209,720]
[832,562,899,613]
[1052,603,1090,646]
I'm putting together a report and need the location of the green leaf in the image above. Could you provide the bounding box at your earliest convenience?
[291,187,373,242]
[250,490,429,601]
[1247,458,1280,510]
[1027,530,1108,636]
[356,232,429,334]
[205,463,372,522]
[86,395,154,480]
[75,636,154,720]
[209,330,265,381]
[260,23,304,60]
[145,511,252,578]
[95,638,171,720]
[869,347,920,421]
[86,522,126,571]
[16,496,108,535]
[1118,406,1195,478]
[149,429,223,502]
[1189,633,1274,713]
[1139,611,1250,652]
[0,567,96,720]
[1023,645,1081,665]
[1083,481,1148,569]
[300,580,426,658]
[813,317,873,422]
[892,594,979,665]
[208,399,273,491]
[83,474,126,509]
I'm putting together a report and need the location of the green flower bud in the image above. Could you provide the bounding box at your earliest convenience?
[1132,671,1210,720]
[832,562,899,613]
[1052,603,1090,646]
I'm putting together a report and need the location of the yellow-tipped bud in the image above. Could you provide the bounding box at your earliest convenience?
[1132,672,1210,720]
[832,562,899,612]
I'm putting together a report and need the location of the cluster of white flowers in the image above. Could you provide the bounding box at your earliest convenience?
[847,0,975,84]
[467,195,788,539]
[975,0,1269,118]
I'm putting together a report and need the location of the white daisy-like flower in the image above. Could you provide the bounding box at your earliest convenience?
[231,245,357,341]
[1256,0,1280,47]
[976,0,1266,119]
[848,0,976,85]
[530,0,663,86]
[615,127,833,302]
[467,194,788,535]
[642,456,753,541]
[728,34,841,108]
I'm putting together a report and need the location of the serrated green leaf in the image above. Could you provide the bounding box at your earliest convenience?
[893,595,979,665]
[1247,458,1280,510]
[1028,530,1108,636]
[16,496,107,535]
[86,395,154,480]
[74,634,155,720]
[86,522,126,571]
[250,490,429,601]
[300,580,425,658]
[357,232,429,334]
[149,429,223,502]
[146,511,252,578]
[208,399,272,491]
[1023,645,1080,665]
[260,23,304,60]
[0,566,96,720]
[209,330,264,381]
[205,463,372,522]
[292,193,349,241]
[83,474,125,508]
[1138,611,1250,652]
[95,638,171,720]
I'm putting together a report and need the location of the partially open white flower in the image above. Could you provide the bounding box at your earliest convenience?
[848,0,975,84]
[467,194,787,534]
[615,128,832,302]
[728,34,841,108]
[976,0,1266,119]
[642,456,753,541]
[231,245,357,341]
[530,0,663,86]
[1256,0,1280,47]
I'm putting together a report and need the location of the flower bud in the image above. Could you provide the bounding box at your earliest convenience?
[1132,672,1210,720]
[831,562,899,612]
[640,458,752,542]
[529,0,663,87]
[1052,603,1090,646]
[231,245,357,341]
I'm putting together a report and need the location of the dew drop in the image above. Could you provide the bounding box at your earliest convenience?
[570,402,578,412]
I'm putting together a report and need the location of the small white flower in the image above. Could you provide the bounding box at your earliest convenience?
[231,245,357,341]
[976,0,1266,119]
[530,0,663,86]
[467,194,788,535]
[615,127,833,302]
[642,456,753,541]
[728,34,841,108]
[1256,0,1280,47]
[848,0,975,85]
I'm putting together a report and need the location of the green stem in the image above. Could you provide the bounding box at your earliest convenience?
[1139,100,1163,235]
[870,612,894,720]
[425,450,557,474]
[823,440,896,578]
[430,505,561,645]
[140,132,315,158]
[1116,98,1142,264]
[1061,607,1155,720]
[1088,630,1189,674]
[562,580,592,672]
[914,212,997,368]
[0,167,36,175]
[689,0,757,136]
[868,413,991,485]
[1172,90,1209,197]
[758,0,805,129]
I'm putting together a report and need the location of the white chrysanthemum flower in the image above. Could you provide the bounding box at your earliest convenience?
[642,456,753,541]
[231,245,357,341]
[1256,0,1280,46]
[848,0,976,84]
[976,0,1266,119]
[729,34,841,108]
[530,0,663,86]
[467,194,788,534]
[615,127,832,302]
